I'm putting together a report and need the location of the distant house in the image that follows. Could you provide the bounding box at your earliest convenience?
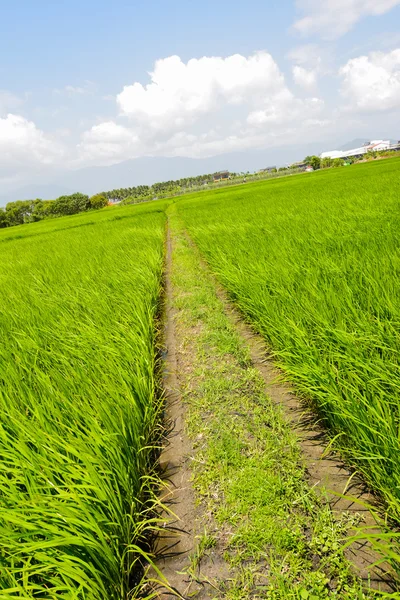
[290,161,307,171]
[305,166,314,172]
[368,140,391,152]
[259,166,277,173]
[213,171,230,182]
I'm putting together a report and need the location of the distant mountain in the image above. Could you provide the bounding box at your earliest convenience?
[337,139,370,151]
[0,184,74,206]
[54,142,329,196]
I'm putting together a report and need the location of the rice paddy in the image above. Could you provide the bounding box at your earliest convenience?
[0,203,166,598]
[1,157,400,597]
[177,158,400,527]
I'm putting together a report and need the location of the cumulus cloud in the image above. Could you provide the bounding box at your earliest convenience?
[78,121,141,163]
[0,114,65,171]
[293,0,400,39]
[287,45,324,90]
[77,52,325,164]
[292,66,318,90]
[340,48,400,110]
[247,94,323,125]
[0,53,329,173]
[117,53,293,131]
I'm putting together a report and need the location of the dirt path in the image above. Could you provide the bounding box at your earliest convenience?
[153,225,196,596]
[154,214,396,598]
[154,224,229,598]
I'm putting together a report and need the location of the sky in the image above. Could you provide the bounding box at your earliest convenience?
[1,0,400,196]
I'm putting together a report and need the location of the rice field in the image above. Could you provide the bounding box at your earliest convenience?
[0,203,166,598]
[177,158,400,525]
[1,156,400,597]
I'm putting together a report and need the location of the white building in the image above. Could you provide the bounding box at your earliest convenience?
[368,140,391,151]
[321,140,391,160]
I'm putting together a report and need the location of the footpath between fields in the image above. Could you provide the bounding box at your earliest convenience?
[154,210,397,599]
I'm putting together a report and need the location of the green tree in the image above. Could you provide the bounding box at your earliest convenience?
[321,157,333,169]
[0,209,8,228]
[88,193,108,210]
[332,158,344,168]
[53,193,90,216]
[30,199,55,221]
[309,156,321,170]
[5,200,32,226]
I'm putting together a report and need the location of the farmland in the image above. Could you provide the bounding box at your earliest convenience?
[177,158,400,527]
[1,157,400,597]
[0,203,166,597]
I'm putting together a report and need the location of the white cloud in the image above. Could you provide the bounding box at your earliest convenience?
[287,44,322,67]
[287,44,327,90]
[293,0,400,39]
[0,91,25,115]
[247,94,323,125]
[77,52,325,165]
[292,66,318,89]
[0,114,65,170]
[65,85,87,95]
[117,53,289,131]
[340,48,400,110]
[78,121,141,163]
[53,81,96,97]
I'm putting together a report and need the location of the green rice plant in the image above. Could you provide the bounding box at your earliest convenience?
[177,158,400,534]
[0,205,166,597]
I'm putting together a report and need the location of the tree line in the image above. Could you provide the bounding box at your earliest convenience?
[0,193,108,228]
[0,174,224,229]
[104,173,227,204]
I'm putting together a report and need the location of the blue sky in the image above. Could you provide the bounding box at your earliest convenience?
[1,0,400,194]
